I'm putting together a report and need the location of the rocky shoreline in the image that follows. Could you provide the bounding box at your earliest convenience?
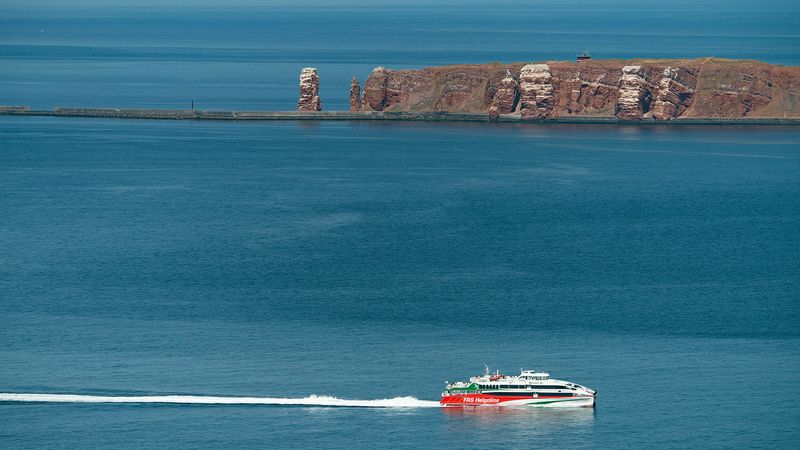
[2,57,798,125]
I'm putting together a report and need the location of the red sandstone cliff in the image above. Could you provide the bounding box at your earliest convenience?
[488,70,519,116]
[349,76,361,112]
[357,58,800,120]
[297,67,322,112]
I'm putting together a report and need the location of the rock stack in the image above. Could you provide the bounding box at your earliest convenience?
[349,77,361,112]
[519,64,555,119]
[615,66,651,120]
[297,68,321,112]
[652,67,697,120]
[489,70,519,116]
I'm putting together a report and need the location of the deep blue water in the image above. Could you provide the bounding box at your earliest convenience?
[2,1,800,448]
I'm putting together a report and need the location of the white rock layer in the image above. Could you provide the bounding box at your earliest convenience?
[519,64,555,119]
[615,65,650,120]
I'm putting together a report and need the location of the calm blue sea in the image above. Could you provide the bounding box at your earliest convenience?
[2,1,800,448]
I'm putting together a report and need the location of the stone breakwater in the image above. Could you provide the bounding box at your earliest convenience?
[2,106,799,125]
[354,58,800,120]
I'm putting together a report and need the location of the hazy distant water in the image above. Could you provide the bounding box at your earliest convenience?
[2,1,800,448]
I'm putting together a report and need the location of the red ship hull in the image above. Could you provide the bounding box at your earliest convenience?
[440,393,594,407]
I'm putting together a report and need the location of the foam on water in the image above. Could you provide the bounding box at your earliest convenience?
[0,393,441,408]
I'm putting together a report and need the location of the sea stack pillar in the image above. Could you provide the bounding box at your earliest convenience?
[350,77,361,112]
[297,67,322,112]
[519,64,555,119]
[489,69,519,117]
[615,65,651,120]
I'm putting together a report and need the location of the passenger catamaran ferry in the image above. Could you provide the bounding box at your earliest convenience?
[441,368,596,407]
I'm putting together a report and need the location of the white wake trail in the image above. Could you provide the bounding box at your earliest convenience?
[0,393,441,408]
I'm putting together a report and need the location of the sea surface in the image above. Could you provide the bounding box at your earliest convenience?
[1,1,800,448]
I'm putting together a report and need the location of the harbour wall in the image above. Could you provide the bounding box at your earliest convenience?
[1,106,799,125]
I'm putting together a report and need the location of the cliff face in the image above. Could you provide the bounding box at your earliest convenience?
[357,58,800,120]
[519,64,555,119]
[488,70,519,116]
[297,67,322,112]
[615,65,652,120]
[651,67,697,119]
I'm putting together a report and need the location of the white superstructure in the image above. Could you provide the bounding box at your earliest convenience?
[441,368,596,407]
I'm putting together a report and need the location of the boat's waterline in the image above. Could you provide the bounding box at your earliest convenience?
[441,395,595,408]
